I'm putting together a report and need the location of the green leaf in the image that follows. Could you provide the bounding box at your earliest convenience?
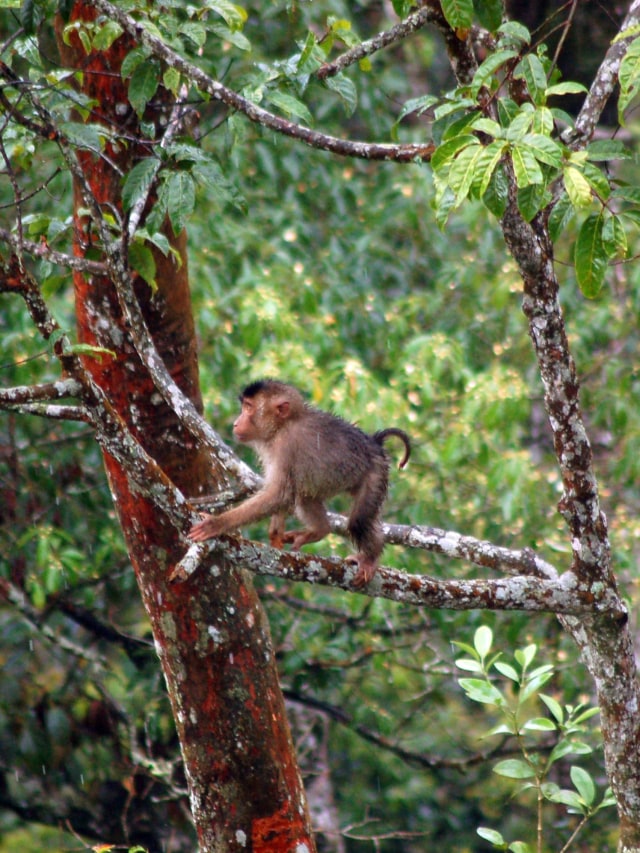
[441,0,473,31]
[204,0,248,30]
[493,759,536,779]
[575,212,608,298]
[509,843,534,853]
[456,658,484,673]
[268,90,313,125]
[571,766,596,806]
[564,165,592,208]
[602,213,627,258]
[531,106,554,135]
[474,626,493,659]
[475,0,504,33]
[618,39,640,123]
[475,140,507,198]
[514,644,537,670]
[545,81,588,97]
[514,54,548,106]
[165,171,196,236]
[324,74,357,116]
[128,242,157,290]
[396,94,438,125]
[511,143,543,187]
[211,24,251,50]
[121,46,148,79]
[21,0,36,34]
[539,693,564,723]
[498,21,531,49]
[522,717,556,732]
[471,50,518,97]
[59,121,104,152]
[517,183,551,221]
[483,162,509,217]
[122,158,159,212]
[549,740,593,764]
[519,133,563,168]
[477,826,506,846]
[459,677,504,705]
[431,135,478,171]
[93,20,123,51]
[493,661,519,681]
[547,788,585,810]
[588,138,634,161]
[449,143,484,204]
[548,192,574,241]
[128,60,160,117]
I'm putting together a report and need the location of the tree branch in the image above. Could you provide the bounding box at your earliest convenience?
[171,537,625,617]
[90,0,434,163]
[317,6,435,79]
[569,0,640,144]
[0,226,107,276]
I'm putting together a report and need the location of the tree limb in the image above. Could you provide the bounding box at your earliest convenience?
[317,6,435,79]
[171,537,625,618]
[90,0,434,163]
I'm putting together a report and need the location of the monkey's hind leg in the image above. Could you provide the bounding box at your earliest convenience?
[282,499,331,551]
[346,465,388,588]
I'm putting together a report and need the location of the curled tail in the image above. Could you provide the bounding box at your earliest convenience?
[373,428,411,469]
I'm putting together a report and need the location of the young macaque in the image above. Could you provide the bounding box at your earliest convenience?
[188,379,411,587]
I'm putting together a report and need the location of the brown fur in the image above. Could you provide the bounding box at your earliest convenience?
[188,380,411,587]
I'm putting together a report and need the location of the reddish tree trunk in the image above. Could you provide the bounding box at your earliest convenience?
[56,5,315,850]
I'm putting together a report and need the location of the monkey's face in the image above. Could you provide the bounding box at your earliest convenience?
[233,399,258,443]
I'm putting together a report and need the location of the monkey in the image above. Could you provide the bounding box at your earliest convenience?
[188,379,411,588]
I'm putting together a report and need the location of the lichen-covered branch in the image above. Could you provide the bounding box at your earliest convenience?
[173,537,624,617]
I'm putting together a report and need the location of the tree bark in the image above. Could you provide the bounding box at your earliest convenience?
[55,5,316,850]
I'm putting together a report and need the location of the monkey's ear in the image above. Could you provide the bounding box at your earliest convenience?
[273,399,291,420]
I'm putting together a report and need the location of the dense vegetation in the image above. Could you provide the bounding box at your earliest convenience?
[1,1,640,850]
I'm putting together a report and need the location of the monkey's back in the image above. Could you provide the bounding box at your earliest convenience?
[285,408,388,501]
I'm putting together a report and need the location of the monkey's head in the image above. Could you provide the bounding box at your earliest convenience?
[233,380,305,443]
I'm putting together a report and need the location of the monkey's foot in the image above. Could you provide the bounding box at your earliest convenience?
[346,554,378,588]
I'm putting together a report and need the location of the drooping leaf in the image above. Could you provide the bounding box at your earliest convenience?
[323,74,357,115]
[128,241,157,290]
[513,54,548,106]
[165,171,196,236]
[511,143,543,187]
[122,158,159,212]
[475,0,504,33]
[268,89,314,125]
[128,59,161,117]
[575,212,608,298]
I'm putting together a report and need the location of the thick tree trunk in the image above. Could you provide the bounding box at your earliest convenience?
[56,5,316,850]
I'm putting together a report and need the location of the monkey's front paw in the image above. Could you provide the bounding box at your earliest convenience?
[187,514,223,542]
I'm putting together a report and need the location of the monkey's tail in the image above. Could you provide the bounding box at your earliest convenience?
[373,428,411,469]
